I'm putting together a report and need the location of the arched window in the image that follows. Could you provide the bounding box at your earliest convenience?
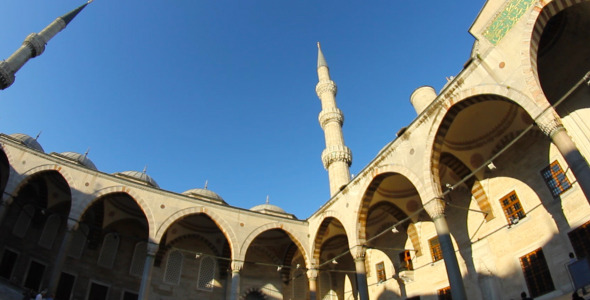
[197,256,215,291]
[130,242,147,277]
[39,214,61,249]
[164,250,183,285]
[68,223,89,259]
[12,205,34,238]
[97,233,119,268]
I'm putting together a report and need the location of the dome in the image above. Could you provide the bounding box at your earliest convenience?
[183,188,224,201]
[54,151,97,170]
[8,133,44,152]
[250,203,287,214]
[250,201,296,219]
[114,170,160,188]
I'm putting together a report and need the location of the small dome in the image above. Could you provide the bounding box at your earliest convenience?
[182,188,226,205]
[250,203,287,214]
[9,133,44,152]
[55,152,97,170]
[114,170,160,188]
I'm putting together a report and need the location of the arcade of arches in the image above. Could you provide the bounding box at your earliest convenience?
[2,0,590,299]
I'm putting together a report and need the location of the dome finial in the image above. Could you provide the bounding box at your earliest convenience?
[142,165,147,174]
[266,195,269,204]
[83,147,90,159]
[204,180,208,189]
[35,131,42,140]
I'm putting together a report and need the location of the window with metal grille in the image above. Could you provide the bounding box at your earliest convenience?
[68,224,89,259]
[569,220,590,259]
[520,248,555,297]
[429,237,443,262]
[375,261,386,282]
[499,191,525,224]
[129,242,147,277]
[197,256,215,291]
[39,214,61,249]
[13,205,34,238]
[399,250,413,271]
[164,250,183,285]
[541,161,571,197]
[437,286,452,300]
[97,233,119,268]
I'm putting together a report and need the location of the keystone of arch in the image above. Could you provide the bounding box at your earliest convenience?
[154,206,238,259]
[239,222,310,267]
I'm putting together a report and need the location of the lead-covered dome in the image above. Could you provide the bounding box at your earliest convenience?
[182,188,226,205]
[114,170,160,188]
[8,133,44,152]
[250,201,296,219]
[52,151,97,170]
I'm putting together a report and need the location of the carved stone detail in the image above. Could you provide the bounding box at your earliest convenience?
[147,242,160,256]
[352,245,366,261]
[315,80,337,97]
[306,268,318,279]
[24,33,46,57]
[424,197,446,219]
[318,107,344,129]
[231,260,244,272]
[0,61,15,90]
[536,110,565,138]
[321,145,352,169]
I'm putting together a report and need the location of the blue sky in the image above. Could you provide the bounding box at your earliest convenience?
[1,0,485,219]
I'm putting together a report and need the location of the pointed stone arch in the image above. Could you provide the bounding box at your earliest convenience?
[155,206,237,260]
[520,0,590,105]
[425,87,539,200]
[69,186,155,242]
[310,211,349,265]
[5,164,76,200]
[240,222,309,267]
[356,164,424,244]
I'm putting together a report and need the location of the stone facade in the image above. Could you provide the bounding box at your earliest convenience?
[1,0,590,299]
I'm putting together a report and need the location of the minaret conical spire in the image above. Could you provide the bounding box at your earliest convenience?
[315,42,352,196]
[0,1,92,90]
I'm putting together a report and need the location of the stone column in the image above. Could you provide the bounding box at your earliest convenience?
[48,219,77,294]
[537,111,590,203]
[138,242,159,299]
[0,194,14,226]
[424,198,467,300]
[229,261,243,300]
[307,268,318,300]
[352,246,369,300]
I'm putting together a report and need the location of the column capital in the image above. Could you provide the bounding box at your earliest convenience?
[231,260,244,273]
[352,245,367,261]
[424,197,446,220]
[146,242,159,256]
[66,219,79,231]
[306,268,318,280]
[536,110,565,138]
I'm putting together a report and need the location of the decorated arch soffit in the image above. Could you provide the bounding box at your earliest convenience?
[519,0,589,106]
[355,164,425,245]
[5,164,75,204]
[155,206,238,259]
[423,86,541,200]
[239,222,310,267]
[309,211,351,265]
[69,186,155,240]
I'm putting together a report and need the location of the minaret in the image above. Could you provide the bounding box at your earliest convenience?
[0,1,92,90]
[316,42,352,196]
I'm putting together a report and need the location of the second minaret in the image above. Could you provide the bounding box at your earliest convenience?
[316,43,352,196]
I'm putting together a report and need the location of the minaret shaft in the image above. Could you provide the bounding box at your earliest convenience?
[0,3,89,90]
[316,44,352,196]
